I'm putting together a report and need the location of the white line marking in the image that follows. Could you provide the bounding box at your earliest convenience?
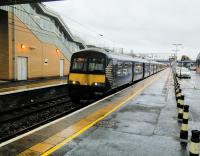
[0,83,67,95]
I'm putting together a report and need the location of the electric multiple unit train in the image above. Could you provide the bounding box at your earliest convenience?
[68,48,166,102]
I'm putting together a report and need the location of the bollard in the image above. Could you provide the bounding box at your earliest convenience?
[175,84,180,91]
[176,88,181,97]
[189,130,200,156]
[178,95,184,122]
[176,89,182,107]
[180,105,189,142]
[174,78,179,87]
[174,79,179,87]
[175,84,180,93]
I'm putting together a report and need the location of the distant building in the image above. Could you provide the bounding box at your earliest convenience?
[177,60,196,68]
[196,53,200,73]
[0,4,86,81]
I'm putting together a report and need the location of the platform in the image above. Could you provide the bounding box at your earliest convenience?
[0,69,183,156]
[0,77,67,95]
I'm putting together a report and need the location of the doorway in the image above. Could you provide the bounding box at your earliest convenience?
[60,59,64,77]
[17,57,28,80]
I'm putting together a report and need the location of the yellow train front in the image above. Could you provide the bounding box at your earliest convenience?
[68,49,109,102]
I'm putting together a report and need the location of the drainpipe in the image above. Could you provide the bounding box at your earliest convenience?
[12,6,16,81]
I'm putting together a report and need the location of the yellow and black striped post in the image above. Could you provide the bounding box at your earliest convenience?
[189,130,200,156]
[174,78,179,88]
[176,88,181,98]
[180,105,189,142]
[176,89,182,108]
[178,95,184,122]
[175,84,180,93]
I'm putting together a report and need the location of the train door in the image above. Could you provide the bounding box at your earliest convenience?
[132,62,135,81]
[143,63,145,78]
[17,57,28,80]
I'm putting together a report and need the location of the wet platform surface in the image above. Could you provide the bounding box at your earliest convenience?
[0,78,67,95]
[179,71,200,131]
[50,69,183,156]
[0,69,184,156]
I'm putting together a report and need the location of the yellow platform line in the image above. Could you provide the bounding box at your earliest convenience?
[41,71,165,156]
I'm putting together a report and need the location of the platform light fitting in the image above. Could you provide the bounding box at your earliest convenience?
[56,49,60,53]
[21,44,26,49]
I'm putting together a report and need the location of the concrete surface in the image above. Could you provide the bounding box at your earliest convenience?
[179,71,200,132]
[52,69,184,156]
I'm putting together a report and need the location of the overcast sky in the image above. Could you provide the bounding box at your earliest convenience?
[45,0,200,59]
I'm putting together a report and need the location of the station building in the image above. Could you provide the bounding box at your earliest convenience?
[0,3,86,81]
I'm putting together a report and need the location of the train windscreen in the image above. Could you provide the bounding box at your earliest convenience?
[71,57,105,73]
[88,58,105,72]
[71,58,87,72]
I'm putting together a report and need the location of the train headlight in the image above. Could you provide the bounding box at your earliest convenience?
[93,82,105,87]
[68,80,80,85]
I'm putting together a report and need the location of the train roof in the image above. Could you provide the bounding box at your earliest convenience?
[76,48,149,63]
[75,48,166,65]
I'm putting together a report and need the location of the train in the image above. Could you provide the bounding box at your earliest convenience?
[68,48,166,102]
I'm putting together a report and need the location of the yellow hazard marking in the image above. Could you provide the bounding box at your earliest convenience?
[190,142,199,154]
[17,149,40,156]
[180,100,184,105]
[181,123,188,131]
[178,108,183,114]
[29,143,54,153]
[177,93,181,97]
[43,135,65,145]
[183,112,189,119]
[41,70,165,156]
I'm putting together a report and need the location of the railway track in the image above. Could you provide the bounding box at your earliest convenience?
[0,94,90,143]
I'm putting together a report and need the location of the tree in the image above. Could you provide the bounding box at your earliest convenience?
[181,55,190,61]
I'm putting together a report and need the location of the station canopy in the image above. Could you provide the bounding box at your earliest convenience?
[0,0,62,6]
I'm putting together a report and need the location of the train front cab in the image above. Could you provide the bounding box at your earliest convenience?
[68,51,107,101]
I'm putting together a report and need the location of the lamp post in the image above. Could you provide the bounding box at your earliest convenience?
[172,44,182,72]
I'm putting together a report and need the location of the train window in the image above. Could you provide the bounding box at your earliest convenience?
[88,58,105,72]
[123,63,131,76]
[71,58,87,71]
[135,63,143,74]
